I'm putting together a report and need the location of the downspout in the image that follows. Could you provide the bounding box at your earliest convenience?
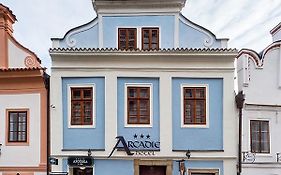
[43,72,50,175]
[235,91,245,175]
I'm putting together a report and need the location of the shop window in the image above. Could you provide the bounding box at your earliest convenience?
[250,120,270,153]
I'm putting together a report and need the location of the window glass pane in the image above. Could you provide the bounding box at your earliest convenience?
[9,112,18,122]
[143,44,149,50]
[196,88,205,98]
[140,88,149,98]
[143,30,149,44]
[84,102,92,116]
[83,89,92,99]
[139,116,149,123]
[128,100,137,115]
[140,100,149,115]
[72,102,81,116]
[128,88,137,98]
[185,100,194,124]
[9,132,16,141]
[152,30,158,43]
[72,89,81,99]
[128,116,137,123]
[185,88,193,98]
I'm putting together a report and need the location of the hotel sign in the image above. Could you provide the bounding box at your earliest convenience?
[108,134,160,158]
[68,157,93,167]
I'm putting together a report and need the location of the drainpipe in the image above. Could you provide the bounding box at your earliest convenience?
[43,72,50,175]
[235,91,245,175]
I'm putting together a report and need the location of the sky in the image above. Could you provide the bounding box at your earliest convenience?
[1,0,281,71]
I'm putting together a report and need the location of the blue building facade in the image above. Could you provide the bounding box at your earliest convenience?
[50,1,238,175]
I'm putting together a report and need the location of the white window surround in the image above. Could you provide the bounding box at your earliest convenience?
[124,83,153,128]
[248,118,271,156]
[116,26,161,50]
[181,84,209,128]
[67,84,96,128]
[188,168,219,175]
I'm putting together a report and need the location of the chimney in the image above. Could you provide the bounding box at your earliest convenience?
[0,4,16,68]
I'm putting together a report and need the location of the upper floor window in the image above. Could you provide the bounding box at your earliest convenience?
[127,86,151,125]
[142,28,159,50]
[71,87,93,125]
[183,87,206,125]
[118,28,137,50]
[8,111,27,142]
[250,120,270,153]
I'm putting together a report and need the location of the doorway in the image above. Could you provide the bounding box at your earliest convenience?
[73,168,93,175]
[139,165,166,175]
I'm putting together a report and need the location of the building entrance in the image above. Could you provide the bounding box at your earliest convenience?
[73,168,93,175]
[139,165,166,175]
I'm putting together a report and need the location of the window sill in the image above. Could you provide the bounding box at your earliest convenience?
[181,124,209,128]
[68,125,96,129]
[6,142,29,146]
[124,124,153,128]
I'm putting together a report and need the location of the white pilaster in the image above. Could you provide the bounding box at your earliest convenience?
[104,74,117,153]
[159,74,172,155]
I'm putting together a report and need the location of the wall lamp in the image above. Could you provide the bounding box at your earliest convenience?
[186,150,191,159]
[88,149,92,157]
[277,153,281,162]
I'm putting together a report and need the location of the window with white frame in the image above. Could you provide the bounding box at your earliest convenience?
[182,85,208,127]
[117,27,159,50]
[250,120,270,153]
[125,84,152,126]
[69,86,95,127]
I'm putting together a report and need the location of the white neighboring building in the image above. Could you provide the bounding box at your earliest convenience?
[237,22,281,175]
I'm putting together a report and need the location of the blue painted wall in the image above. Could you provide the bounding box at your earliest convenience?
[173,160,224,175]
[117,78,160,150]
[59,23,99,48]
[172,78,223,150]
[179,21,221,48]
[62,77,105,149]
[102,15,175,48]
[95,160,133,175]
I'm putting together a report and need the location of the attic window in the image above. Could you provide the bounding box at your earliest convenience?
[142,28,159,50]
[118,28,137,50]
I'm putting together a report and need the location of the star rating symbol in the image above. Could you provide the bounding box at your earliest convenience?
[140,134,144,138]
[146,134,150,139]
[133,134,138,139]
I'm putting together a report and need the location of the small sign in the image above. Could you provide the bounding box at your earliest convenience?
[49,157,58,165]
[68,157,93,167]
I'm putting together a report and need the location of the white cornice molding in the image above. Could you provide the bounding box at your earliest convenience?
[92,0,186,14]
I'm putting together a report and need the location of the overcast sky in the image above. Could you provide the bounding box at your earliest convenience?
[2,0,281,71]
